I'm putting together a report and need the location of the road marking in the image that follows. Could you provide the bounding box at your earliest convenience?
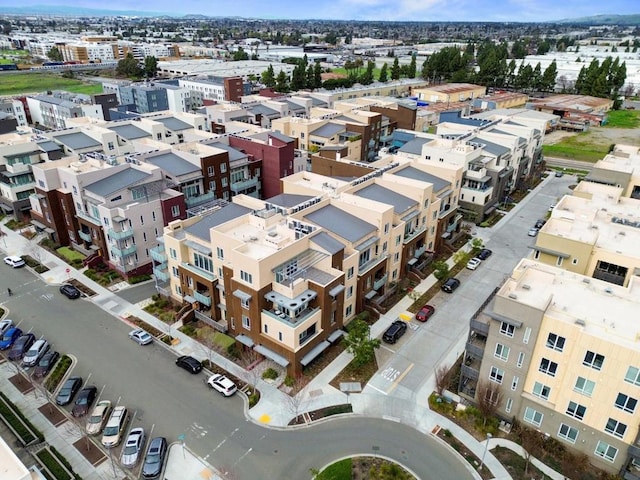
[380,344,395,353]
[367,384,387,396]
[40,293,54,301]
[386,363,414,395]
[233,448,252,467]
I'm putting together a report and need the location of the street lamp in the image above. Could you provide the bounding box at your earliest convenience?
[479,432,492,471]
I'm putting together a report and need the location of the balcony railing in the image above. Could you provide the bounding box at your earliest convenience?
[461,364,480,381]
[230,176,259,193]
[358,253,388,275]
[465,342,485,359]
[404,225,426,243]
[194,310,228,333]
[153,266,169,282]
[108,227,134,241]
[150,246,168,263]
[185,191,216,208]
[111,244,137,257]
[414,245,426,258]
[193,290,212,307]
[77,230,92,243]
[180,262,216,282]
[76,210,101,226]
[373,273,388,291]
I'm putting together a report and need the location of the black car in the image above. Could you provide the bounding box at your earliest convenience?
[59,284,81,299]
[175,355,202,374]
[534,219,546,229]
[34,350,60,378]
[72,385,98,417]
[441,278,461,293]
[382,320,408,344]
[477,248,493,261]
[142,436,168,479]
[56,376,83,405]
[7,333,35,361]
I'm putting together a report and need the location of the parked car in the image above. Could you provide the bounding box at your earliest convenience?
[466,258,482,270]
[4,255,25,268]
[34,350,60,378]
[22,338,49,367]
[129,328,153,346]
[86,400,112,436]
[59,284,81,299]
[415,304,435,322]
[441,278,461,293]
[207,374,237,397]
[101,405,129,448]
[535,219,546,229]
[383,320,408,344]
[175,355,202,374]
[0,327,22,350]
[528,227,539,237]
[8,333,35,361]
[0,318,13,336]
[555,170,564,177]
[72,385,98,417]
[142,436,167,479]
[55,376,83,406]
[477,249,493,260]
[121,427,146,468]
[548,203,557,212]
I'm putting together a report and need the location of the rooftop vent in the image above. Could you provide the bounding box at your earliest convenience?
[508,293,518,300]
[604,287,613,294]
[582,278,590,284]
[522,284,531,290]
[575,319,586,326]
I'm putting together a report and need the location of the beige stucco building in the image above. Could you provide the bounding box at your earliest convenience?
[412,83,487,104]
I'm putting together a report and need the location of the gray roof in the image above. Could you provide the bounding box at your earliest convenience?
[354,183,417,214]
[156,117,192,131]
[308,97,328,107]
[266,193,314,209]
[248,104,280,117]
[398,137,431,155]
[207,142,247,162]
[84,167,151,197]
[146,152,200,177]
[54,132,102,151]
[394,166,450,192]
[310,122,345,138]
[109,124,151,140]
[184,203,251,241]
[269,131,294,143]
[333,114,363,124]
[477,138,510,157]
[36,140,61,152]
[310,231,345,255]
[304,204,376,243]
[283,100,306,112]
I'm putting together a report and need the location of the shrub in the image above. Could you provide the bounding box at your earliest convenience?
[262,367,279,380]
[179,324,197,337]
[0,392,44,444]
[49,446,82,480]
[284,376,295,387]
[45,355,72,392]
[128,274,151,284]
[248,392,259,407]
[36,448,73,480]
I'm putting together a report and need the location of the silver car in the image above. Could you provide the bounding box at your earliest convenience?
[121,427,146,468]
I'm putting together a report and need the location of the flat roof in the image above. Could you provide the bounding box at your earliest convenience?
[109,124,151,140]
[310,231,345,255]
[304,204,376,244]
[84,167,151,197]
[393,165,450,192]
[145,152,200,176]
[266,193,314,209]
[185,203,252,241]
[155,117,192,131]
[353,183,417,215]
[54,131,102,150]
[311,122,346,138]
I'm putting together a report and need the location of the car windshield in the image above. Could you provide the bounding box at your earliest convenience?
[77,396,88,405]
[2,333,11,341]
[123,444,138,454]
[103,426,118,435]
[60,386,71,394]
[146,453,160,463]
[88,414,102,424]
[40,357,51,366]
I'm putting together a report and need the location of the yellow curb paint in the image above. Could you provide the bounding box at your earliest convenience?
[258,413,271,423]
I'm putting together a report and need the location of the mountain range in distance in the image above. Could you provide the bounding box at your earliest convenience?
[0,5,639,25]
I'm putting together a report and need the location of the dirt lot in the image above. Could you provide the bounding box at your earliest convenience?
[544,126,640,147]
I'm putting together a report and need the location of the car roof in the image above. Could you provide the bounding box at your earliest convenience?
[31,339,47,348]
[149,436,166,448]
[6,255,22,261]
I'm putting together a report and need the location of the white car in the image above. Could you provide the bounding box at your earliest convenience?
[466,258,482,270]
[86,400,112,436]
[121,427,146,468]
[207,374,237,397]
[528,227,539,237]
[128,328,153,346]
[4,256,25,268]
[0,318,13,336]
[22,338,49,367]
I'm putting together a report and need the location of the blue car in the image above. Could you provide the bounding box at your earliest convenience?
[0,327,23,350]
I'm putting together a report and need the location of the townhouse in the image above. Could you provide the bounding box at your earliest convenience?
[26,93,105,130]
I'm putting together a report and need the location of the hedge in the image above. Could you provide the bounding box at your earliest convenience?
[45,355,72,393]
[0,392,44,444]
[36,448,73,480]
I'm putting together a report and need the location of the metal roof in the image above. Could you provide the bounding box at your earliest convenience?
[477,138,510,157]
[248,104,279,117]
[310,231,345,255]
[354,183,417,214]
[36,140,61,152]
[266,193,314,209]
[54,132,102,151]
[269,131,294,143]
[145,152,200,176]
[394,166,450,192]
[155,117,192,131]
[304,204,376,243]
[84,168,151,197]
[310,122,345,138]
[109,124,151,140]
[184,203,251,241]
[207,142,247,162]
[398,137,431,155]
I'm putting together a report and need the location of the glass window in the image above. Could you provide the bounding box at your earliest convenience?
[193,253,213,273]
[489,366,504,384]
[494,343,510,361]
[605,418,627,439]
[505,398,512,413]
[615,393,637,413]
[583,350,604,370]
[217,247,224,260]
[558,424,578,444]
[171,205,180,217]
[523,327,531,344]
[524,407,543,427]
[240,270,252,284]
[347,266,354,280]
[500,322,515,337]
[574,377,595,396]
[242,315,250,330]
[511,376,519,391]
[517,352,525,368]
[566,401,586,420]
[594,441,618,462]
[533,382,551,400]
[220,163,227,173]
[546,333,565,352]
[624,366,640,386]
[539,358,558,377]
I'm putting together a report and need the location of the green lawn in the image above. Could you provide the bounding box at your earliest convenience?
[0,58,15,64]
[0,49,29,56]
[542,133,612,163]
[316,458,351,479]
[330,66,383,79]
[0,72,103,96]
[605,109,640,128]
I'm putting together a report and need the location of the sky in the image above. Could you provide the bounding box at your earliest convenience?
[13,0,640,22]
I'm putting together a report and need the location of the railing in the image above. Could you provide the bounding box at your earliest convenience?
[358,253,388,275]
[404,225,426,243]
[111,244,137,257]
[77,230,92,243]
[76,210,101,226]
[461,364,480,381]
[470,318,490,336]
[465,342,485,359]
[153,266,169,282]
[185,191,216,208]
[193,290,211,307]
[230,176,259,193]
[150,246,168,263]
[194,310,228,332]
[414,245,426,258]
[464,168,486,180]
[373,273,388,291]
[180,262,216,282]
[108,228,134,240]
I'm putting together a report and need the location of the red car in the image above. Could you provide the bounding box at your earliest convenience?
[415,304,435,322]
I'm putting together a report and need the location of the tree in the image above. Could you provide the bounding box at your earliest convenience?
[305,65,315,90]
[378,63,388,83]
[48,46,63,61]
[262,64,276,87]
[116,52,142,78]
[359,60,375,85]
[541,60,558,92]
[343,318,380,368]
[143,56,158,78]
[232,47,249,61]
[432,261,449,281]
[407,53,417,79]
[390,57,400,80]
[275,70,290,93]
[434,364,451,396]
[475,380,503,426]
[313,61,322,89]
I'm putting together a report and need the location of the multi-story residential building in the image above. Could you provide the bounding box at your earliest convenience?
[458,258,640,475]
[412,83,487,104]
[0,99,27,128]
[119,83,170,115]
[0,112,17,135]
[583,144,640,199]
[26,93,105,130]
[178,76,245,103]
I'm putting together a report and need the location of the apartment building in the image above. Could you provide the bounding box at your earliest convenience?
[412,83,487,104]
[0,99,27,128]
[583,144,640,199]
[459,258,640,475]
[26,93,105,130]
[178,76,245,103]
[304,79,429,108]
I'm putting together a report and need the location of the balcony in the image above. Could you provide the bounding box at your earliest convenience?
[194,310,228,333]
[414,245,426,258]
[470,318,490,336]
[185,191,216,208]
[358,253,388,275]
[373,273,388,291]
[153,266,169,282]
[465,168,487,180]
[181,262,215,282]
[108,227,134,241]
[76,210,101,226]
[230,176,259,193]
[111,244,137,257]
[404,225,426,243]
[193,290,212,307]
[262,306,320,327]
[77,230,92,243]
[438,204,453,219]
[150,246,168,263]
[465,341,485,359]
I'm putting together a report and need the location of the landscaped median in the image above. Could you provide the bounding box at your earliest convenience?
[0,391,44,446]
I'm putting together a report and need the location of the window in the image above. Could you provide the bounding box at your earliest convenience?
[221,178,228,187]
[517,352,525,368]
[534,250,540,260]
[556,257,563,266]
[605,418,627,438]
[347,266,354,280]
[152,211,156,221]
[546,333,565,352]
[171,205,180,217]
[209,180,216,190]
[511,376,519,391]
[625,366,640,386]
[345,305,352,317]
[494,343,510,361]
[193,253,213,273]
[558,424,578,444]
[394,252,400,262]
[217,247,224,260]
[524,407,543,427]
[208,166,214,176]
[384,223,389,234]
[489,366,504,384]
[278,332,282,341]
[242,315,250,330]
[220,163,227,173]
[595,441,618,462]
[574,377,595,396]
[533,382,551,400]
[505,398,512,414]
[299,323,317,345]
[523,327,531,344]
[346,286,353,299]
[263,324,268,334]
[172,266,179,278]
[572,258,578,265]
[395,235,401,246]
[169,248,177,259]
[240,270,252,284]
[583,351,604,370]
[615,393,637,413]
[566,401,586,420]
[500,322,515,337]
[539,358,558,377]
